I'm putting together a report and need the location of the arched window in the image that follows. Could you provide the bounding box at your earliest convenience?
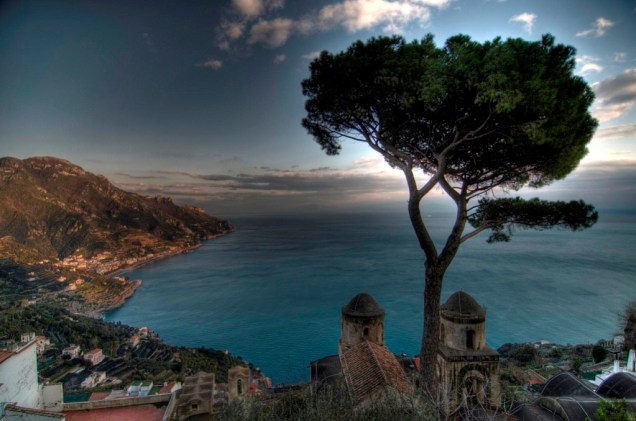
[237,378,242,395]
[466,330,475,350]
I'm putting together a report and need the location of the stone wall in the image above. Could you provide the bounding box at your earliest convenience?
[63,393,170,411]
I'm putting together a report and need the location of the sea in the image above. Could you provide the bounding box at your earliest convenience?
[105,211,636,384]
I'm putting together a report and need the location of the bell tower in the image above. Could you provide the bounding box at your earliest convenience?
[339,293,385,353]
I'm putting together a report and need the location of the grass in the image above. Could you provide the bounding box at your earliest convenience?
[217,383,440,421]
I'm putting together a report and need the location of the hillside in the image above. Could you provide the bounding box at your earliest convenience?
[0,156,232,273]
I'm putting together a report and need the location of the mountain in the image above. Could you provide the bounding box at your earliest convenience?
[0,156,233,273]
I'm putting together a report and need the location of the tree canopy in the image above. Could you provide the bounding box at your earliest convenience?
[303,34,596,195]
[301,33,598,396]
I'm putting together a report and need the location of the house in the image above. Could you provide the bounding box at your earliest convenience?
[159,380,181,394]
[139,381,153,397]
[62,344,81,359]
[80,371,106,389]
[130,335,140,347]
[36,335,51,354]
[0,338,64,412]
[126,380,153,396]
[83,348,104,365]
[127,381,143,396]
[0,340,41,408]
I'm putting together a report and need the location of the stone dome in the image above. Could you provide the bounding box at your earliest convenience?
[442,291,485,318]
[342,293,385,318]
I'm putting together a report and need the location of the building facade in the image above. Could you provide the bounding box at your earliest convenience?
[437,291,501,414]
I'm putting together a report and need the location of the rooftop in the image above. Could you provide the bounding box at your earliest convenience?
[340,340,411,404]
[65,404,166,421]
[342,293,384,318]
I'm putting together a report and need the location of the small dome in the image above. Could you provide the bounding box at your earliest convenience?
[597,372,636,399]
[442,291,485,317]
[342,293,384,318]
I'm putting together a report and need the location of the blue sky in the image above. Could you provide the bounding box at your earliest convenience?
[1,0,635,216]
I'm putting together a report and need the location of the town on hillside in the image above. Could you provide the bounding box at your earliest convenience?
[1,292,635,420]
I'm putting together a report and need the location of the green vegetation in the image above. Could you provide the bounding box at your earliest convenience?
[593,399,636,421]
[0,156,232,267]
[0,302,242,386]
[301,33,597,391]
[219,384,440,421]
[622,299,636,350]
[592,345,608,364]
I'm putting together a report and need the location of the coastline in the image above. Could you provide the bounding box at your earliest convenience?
[93,228,235,317]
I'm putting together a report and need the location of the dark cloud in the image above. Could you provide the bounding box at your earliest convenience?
[595,124,636,140]
[520,160,636,211]
[115,172,167,180]
[114,159,636,217]
[593,68,636,105]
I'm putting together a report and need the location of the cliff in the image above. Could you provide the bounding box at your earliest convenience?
[0,156,233,273]
[0,156,233,313]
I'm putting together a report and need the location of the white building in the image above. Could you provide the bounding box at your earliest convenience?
[80,371,106,389]
[61,345,80,359]
[0,340,41,408]
[0,339,64,414]
[83,348,104,365]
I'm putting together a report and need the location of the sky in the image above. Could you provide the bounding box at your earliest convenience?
[1,0,635,217]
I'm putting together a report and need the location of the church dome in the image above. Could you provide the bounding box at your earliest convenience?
[342,293,385,318]
[441,291,485,320]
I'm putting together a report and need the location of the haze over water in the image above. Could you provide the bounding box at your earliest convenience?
[106,211,636,383]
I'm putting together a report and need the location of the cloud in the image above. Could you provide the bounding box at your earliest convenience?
[218,0,449,50]
[220,20,246,40]
[115,172,167,180]
[518,160,636,212]
[580,63,604,74]
[595,124,636,140]
[591,68,636,122]
[232,0,284,18]
[115,157,636,215]
[317,0,435,33]
[576,17,614,37]
[302,51,321,60]
[273,54,287,64]
[248,18,295,48]
[509,12,537,34]
[614,52,627,63]
[197,59,223,70]
[576,55,602,74]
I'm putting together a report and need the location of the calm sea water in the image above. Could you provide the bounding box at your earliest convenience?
[105,211,636,383]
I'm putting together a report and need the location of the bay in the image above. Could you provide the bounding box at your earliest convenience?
[105,211,636,383]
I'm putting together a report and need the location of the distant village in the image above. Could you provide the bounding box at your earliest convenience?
[1,291,635,420]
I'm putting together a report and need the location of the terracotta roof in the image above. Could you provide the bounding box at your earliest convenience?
[340,340,411,404]
[65,404,166,421]
[5,404,66,419]
[0,349,13,363]
[159,380,177,394]
[89,392,111,401]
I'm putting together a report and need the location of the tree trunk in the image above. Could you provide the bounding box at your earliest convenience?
[420,263,444,399]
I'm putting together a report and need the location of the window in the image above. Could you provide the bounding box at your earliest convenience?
[191,403,199,411]
[237,378,242,395]
[467,330,475,350]
[363,327,369,338]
